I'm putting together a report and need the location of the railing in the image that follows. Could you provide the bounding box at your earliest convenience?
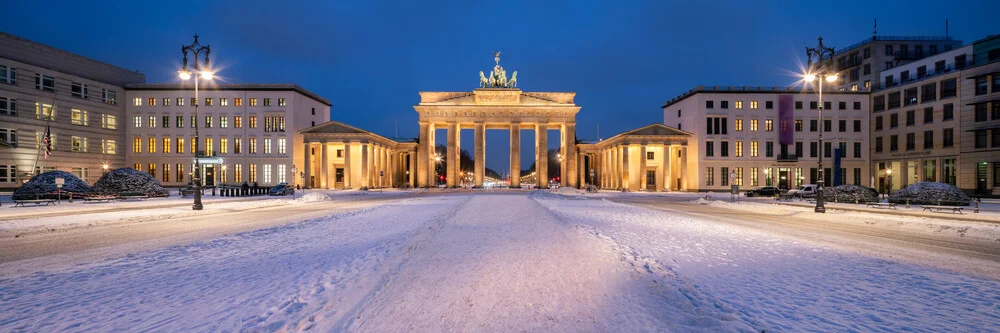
[871,62,966,92]
[777,154,798,162]
[835,36,954,56]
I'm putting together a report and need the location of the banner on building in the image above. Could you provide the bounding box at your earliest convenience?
[833,148,842,186]
[778,95,793,145]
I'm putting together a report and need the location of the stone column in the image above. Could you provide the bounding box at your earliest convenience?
[622,145,631,191]
[680,146,688,191]
[639,144,647,191]
[303,142,312,189]
[417,122,431,187]
[321,141,329,189]
[578,153,586,188]
[360,143,369,189]
[664,145,674,191]
[610,147,618,189]
[344,142,353,189]
[446,122,459,187]
[560,125,568,187]
[536,124,548,188]
[474,122,485,187]
[510,123,521,188]
[564,123,578,188]
[408,152,415,187]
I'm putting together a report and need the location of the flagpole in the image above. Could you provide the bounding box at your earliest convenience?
[29,95,57,178]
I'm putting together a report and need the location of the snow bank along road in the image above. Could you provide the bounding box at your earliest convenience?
[2,192,1000,332]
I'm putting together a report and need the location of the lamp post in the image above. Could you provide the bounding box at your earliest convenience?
[804,36,838,214]
[290,165,298,199]
[178,34,214,211]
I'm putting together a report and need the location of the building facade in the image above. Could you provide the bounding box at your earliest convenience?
[662,86,871,192]
[0,32,145,189]
[300,121,417,190]
[869,45,972,193]
[820,35,961,92]
[123,84,331,188]
[959,35,1000,196]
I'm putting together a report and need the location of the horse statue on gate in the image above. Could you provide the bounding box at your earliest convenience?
[479,71,488,88]
[508,71,518,88]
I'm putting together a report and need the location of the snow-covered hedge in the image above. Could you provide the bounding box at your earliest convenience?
[888,182,970,206]
[825,184,879,203]
[91,168,169,197]
[13,170,92,200]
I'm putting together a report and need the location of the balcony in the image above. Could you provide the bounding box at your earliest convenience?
[777,154,798,162]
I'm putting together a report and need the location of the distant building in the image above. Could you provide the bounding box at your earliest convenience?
[123,84,331,188]
[0,32,145,188]
[958,35,1000,196]
[869,45,972,193]
[662,86,870,192]
[819,35,961,92]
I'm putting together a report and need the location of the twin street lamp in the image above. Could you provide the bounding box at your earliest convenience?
[804,36,838,214]
[178,34,215,210]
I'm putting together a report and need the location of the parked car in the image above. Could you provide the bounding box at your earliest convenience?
[744,186,781,197]
[269,182,295,196]
[788,184,818,198]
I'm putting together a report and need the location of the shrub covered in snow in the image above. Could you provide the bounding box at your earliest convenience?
[825,184,879,203]
[888,182,970,206]
[294,192,331,203]
[91,168,169,197]
[13,170,92,200]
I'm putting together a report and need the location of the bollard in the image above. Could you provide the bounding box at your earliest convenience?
[906,199,910,209]
[975,199,980,214]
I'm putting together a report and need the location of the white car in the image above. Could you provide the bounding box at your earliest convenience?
[787,184,818,198]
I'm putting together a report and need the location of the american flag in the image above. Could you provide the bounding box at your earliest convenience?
[43,125,52,158]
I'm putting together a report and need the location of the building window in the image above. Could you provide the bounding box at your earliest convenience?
[720,141,729,157]
[824,142,832,158]
[148,137,157,153]
[99,139,115,154]
[875,137,883,153]
[133,116,141,128]
[191,116,196,128]
[976,77,988,95]
[795,142,803,157]
[71,109,88,126]
[249,164,258,183]
[133,137,141,153]
[263,138,272,154]
[177,164,184,183]
[809,119,817,132]
[100,114,116,129]
[249,98,258,107]
[854,142,862,158]
[278,138,287,154]
[924,130,934,149]
[734,119,743,131]
[205,137,214,156]
[706,101,713,109]
[203,98,212,107]
[975,104,988,122]
[942,103,954,121]
[162,164,170,182]
[163,137,171,153]
[220,98,228,106]
[734,101,743,109]
[765,119,773,132]
[0,97,15,116]
[263,98,271,107]
[836,119,844,132]
[233,164,241,182]
[249,137,257,154]
[766,101,773,109]
[888,92,901,109]
[235,98,243,106]
[973,130,988,148]
[71,82,88,99]
[0,128,16,148]
[205,115,213,128]
[890,135,899,151]
[220,138,228,154]
[721,167,729,186]
[176,97,185,106]
[100,89,117,105]
[35,103,55,120]
[750,100,758,109]
[177,138,184,153]
[161,98,170,106]
[264,164,272,184]
[734,168,744,186]
[234,138,242,154]
[35,74,55,92]
[904,88,917,106]
[750,141,758,157]
[794,119,802,132]
[810,141,818,157]
[765,141,773,157]
[249,116,257,129]
[705,141,714,157]
[278,98,286,107]
[905,110,915,126]
[706,167,714,186]
[220,116,228,128]
[0,65,15,85]
[873,95,885,112]
[734,141,743,157]
[853,119,861,132]
[839,142,847,158]
[148,116,156,128]
[889,113,898,128]
[810,101,817,110]
[943,128,954,148]
[993,129,1000,148]
[838,101,846,110]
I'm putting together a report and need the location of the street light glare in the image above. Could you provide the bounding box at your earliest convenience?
[178,71,192,80]
[825,74,839,83]
[803,74,816,82]
[200,71,214,80]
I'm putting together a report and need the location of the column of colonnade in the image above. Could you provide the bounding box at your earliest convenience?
[474,122,485,187]
[510,123,521,188]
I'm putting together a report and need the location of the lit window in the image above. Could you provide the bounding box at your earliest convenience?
[177,138,184,153]
[133,137,141,153]
[249,137,257,154]
[750,141,758,157]
[278,164,286,183]
[249,116,257,128]
[148,98,156,106]
[205,137,214,156]
[205,98,213,106]
[750,119,758,131]
[750,100,758,109]
[35,103,55,120]
[278,138,286,154]
[220,98,228,106]
[234,115,243,128]
[163,137,171,153]
[148,116,156,128]
[264,164,272,183]
[235,98,243,106]
[249,98,257,107]
[264,138,272,154]
[264,98,271,106]
[177,97,185,106]
[163,98,171,106]
[102,114,117,129]
[735,119,743,131]
[71,109,88,126]
[134,97,142,106]
[234,137,242,154]
[765,119,773,132]
[734,101,743,109]
[220,138,228,154]
[220,116,228,128]
[103,140,116,154]
[249,164,257,183]
[148,137,156,153]
[278,98,286,106]
[102,89,118,105]
[205,115,213,128]
[735,141,743,157]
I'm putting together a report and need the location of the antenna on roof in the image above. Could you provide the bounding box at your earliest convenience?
[873,17,877,38]
[597,122,601,141]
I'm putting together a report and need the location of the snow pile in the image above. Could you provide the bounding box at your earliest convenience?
[889,182,970,206]
[91,168,169,197]
[13,170,91,200]
[825,184,879,203]
[294,192,331,203]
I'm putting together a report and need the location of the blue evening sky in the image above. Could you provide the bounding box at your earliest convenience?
[5,0,997,172]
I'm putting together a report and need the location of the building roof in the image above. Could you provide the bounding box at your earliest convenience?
[0,32,146,86]
[660,85,869,109]
[124,83,332,106]
[833,35,959,56]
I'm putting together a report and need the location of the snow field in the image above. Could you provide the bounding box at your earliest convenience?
[0,196,465,332]
[533,192,1000,332]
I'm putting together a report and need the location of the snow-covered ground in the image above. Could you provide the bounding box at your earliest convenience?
[1,192,999,332]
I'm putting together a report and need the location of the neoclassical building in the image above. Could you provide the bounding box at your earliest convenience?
[300,54,693,190]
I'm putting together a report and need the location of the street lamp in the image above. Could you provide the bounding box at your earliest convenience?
[178,34,213,210]
[102,163,109,175]
[804,36,837,214]
[290,165,298,198]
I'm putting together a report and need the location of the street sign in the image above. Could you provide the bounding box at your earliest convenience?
[193,157,224,164]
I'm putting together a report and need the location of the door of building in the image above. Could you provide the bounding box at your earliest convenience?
[204,165,215,187]
[646,170,655,188]
[977,163,988,195]
[778,168,790,190]
[335,168,345,188]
